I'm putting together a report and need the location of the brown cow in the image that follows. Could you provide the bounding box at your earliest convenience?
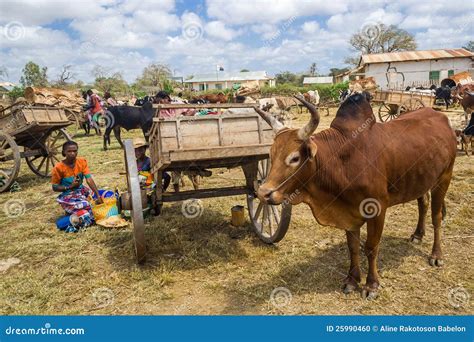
[254,94,456,299]
[192,93,228,104]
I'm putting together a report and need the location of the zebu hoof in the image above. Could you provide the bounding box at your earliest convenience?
[429,257,444,267]
[342,283,357,294]
[361,286,379,300]
[409,235,422,244]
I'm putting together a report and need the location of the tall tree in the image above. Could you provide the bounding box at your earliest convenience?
[55,64,75,87]
[349,24,417,55]
[462,41,474,52]
[136,63,172,89]
[19,61,48,87]
[275,71,298,85]
[329,67,350,76]
[309,63,317,76]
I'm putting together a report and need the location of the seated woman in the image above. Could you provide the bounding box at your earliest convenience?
[51,141,103,229]
[134,138,170,191]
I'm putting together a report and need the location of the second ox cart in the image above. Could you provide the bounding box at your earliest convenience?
[119,103,292,263]
[373,90,436,122]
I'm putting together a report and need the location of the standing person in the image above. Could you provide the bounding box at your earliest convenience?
[51,141,103,231]
[104,91,118,107]
[85,89,103,135]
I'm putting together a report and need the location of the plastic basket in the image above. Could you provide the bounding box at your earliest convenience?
[91,197,119,221]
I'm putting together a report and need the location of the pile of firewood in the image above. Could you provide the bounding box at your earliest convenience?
[24,87,85,114]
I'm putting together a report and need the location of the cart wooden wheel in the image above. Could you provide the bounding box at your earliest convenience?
[25,128,71,177]
[397,98,425,116]
[378,103,399,122]
[64,109,80,138]
[0,131,21,193]
[123,139,146,263]
[247,158,292,244]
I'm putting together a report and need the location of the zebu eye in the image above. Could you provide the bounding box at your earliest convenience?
[290,156,300,164]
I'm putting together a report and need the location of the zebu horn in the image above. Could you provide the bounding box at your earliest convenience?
[294,95,320,140]
[253,106,285,132]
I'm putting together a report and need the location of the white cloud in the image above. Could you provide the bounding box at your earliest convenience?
[205,21,242,41]
[206,0,348,25]
[1,0,472,85]
[301,21,320,35]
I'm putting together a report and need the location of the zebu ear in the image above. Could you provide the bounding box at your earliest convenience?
[306,136,318,159]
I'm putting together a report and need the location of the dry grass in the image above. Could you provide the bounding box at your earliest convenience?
[0,106,473,315]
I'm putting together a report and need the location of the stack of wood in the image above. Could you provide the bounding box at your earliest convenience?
[236,81,260,96]
[24,87,85,114]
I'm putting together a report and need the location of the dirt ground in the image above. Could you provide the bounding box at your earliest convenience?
[1,105,472,315]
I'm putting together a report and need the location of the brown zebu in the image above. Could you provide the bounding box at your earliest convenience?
[254,94,457,299]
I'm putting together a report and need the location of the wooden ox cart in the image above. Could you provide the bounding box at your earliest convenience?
[373,90,436,122]
[119,103,292,263]
[0,103,71,192]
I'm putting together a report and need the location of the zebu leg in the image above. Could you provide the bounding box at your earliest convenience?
[343,229,362,294]
[362,208,386,300]
[429,168,453,267]
[410,193,430,243]
[113,126,123,148]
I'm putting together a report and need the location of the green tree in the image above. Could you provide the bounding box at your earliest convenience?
[309,63,317,76]
[275,71,298,85]
[91,65,128,94]
[346,24,417,66]
[462,41,474,52]
[135,63,172,89]
[329,67,350,76]
[240,69,250,72]
[19,61,48,87]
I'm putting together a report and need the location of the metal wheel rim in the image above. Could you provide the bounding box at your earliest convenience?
[0,131,21,193]
[124,139,146,263]
[25,128,71,177]
[247,158,292,244]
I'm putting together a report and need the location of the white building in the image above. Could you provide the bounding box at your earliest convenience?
[357,48,474,89]
[184,71,275,91]
[302,76,334,85]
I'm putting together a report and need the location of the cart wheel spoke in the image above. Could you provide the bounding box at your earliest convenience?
[0,132,20,193]
[246,158,292,244]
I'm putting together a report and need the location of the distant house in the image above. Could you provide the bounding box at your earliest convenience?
[302,76,334,85]
[0,82,15,100]
[355,48,474,89]
[184,71,275,91]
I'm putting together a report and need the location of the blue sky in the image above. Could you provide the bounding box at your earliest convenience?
[0,0,472,84]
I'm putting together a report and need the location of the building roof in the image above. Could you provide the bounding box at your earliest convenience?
[0,82,15,91]
[359,48,473,65]
[184,71,273,83]
[303,76,334,84]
